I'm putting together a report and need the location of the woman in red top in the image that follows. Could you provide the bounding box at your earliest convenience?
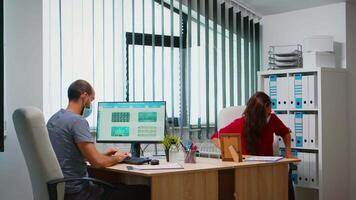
[211,91,293,157]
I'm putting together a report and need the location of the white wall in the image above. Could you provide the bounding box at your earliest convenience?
[0,0,43,199]
[346,2,356,200]
[261,3,346,69]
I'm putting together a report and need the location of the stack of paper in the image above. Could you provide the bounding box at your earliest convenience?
[244,156,284,162]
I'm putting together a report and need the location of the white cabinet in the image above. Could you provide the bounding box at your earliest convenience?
[258,68,348,200]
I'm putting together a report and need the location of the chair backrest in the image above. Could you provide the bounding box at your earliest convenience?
[13,107,64,200]
[218,106,246,130]
[218,106,280,156]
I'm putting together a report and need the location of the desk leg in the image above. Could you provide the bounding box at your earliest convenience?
[151,171,218,200]
[235,164,288,200]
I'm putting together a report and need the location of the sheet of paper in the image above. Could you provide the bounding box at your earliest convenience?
[127,163,184,170]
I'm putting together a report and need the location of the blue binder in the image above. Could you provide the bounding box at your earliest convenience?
[295,112,303,148]
[294,74,303,109]
[269,75,277,109]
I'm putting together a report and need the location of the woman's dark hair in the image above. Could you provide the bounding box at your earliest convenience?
[67,80,93,101]
[243,91,272,154]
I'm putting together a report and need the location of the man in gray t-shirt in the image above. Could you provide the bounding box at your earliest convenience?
[47,80,132,198]
[47,109,95,193]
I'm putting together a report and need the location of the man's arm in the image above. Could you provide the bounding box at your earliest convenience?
[77,142,128,168]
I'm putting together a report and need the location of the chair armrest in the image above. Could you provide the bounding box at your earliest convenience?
[47,177,116,200]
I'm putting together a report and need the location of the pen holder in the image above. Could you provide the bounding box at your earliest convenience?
[184,150,197,163]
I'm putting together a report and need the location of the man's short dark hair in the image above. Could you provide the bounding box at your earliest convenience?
[67,80,93,101]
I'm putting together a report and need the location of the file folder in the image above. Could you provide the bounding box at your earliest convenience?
[289,114,296,148]
[302,75,309,108]
[294,74,303,109]
[295,112,304,148]
[264,77,270,96]
[293,74,308,109]
[309,152,318,187]
[297,152,305,186]
[277,77,289,110]
[309,114,317,148]
[269,75,278,109]
[308,75,317,109]
[288,76,294,109]
[303,113,309,148]
[276,113,289,148]
[304,152,311,186]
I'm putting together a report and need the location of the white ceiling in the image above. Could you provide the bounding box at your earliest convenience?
[235,0,346,16]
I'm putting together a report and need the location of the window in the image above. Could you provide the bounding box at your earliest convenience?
[44,0,261,139]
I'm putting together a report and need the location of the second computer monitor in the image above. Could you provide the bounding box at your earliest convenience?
[96,101,166,143]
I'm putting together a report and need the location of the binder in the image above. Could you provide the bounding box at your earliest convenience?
[294,112,304,148]
[288,76,294,109]
[294,74,303,109]
[309,152,318,187]
[269,75,278,109]
[302,75,309,108]
[293,74,308,109]
[297,152,305,186]
[304,152,311,186]
[309,114,317,148]
[264,77,270,96]
[289,114,296,148]
[277,77,289,110]
[308,75,317,109]
[276,113,289,148]
[303,113,309,148]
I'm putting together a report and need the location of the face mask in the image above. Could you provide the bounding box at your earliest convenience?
[82,102,92,118]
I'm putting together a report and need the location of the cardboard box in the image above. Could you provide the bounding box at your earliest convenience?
[304,36,334,52]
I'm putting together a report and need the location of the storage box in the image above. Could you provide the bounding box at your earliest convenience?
[304,36,334,52]
[303,52,335,68]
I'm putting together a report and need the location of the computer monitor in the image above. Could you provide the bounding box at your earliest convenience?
[96,101,166,157]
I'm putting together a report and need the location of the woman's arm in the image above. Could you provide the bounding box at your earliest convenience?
[282,132,294,158]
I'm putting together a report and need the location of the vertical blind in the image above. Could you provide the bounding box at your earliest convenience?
[44,0,261,140]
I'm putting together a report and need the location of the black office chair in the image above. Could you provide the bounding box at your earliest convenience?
[13,107,118,200]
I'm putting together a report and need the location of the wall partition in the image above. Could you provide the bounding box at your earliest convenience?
[44,0,261,140]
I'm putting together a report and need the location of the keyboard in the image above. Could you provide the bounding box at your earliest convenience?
[122,157,151,165]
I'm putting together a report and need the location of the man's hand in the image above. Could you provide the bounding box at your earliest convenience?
[104,147,118,156]
[113,151,129,163]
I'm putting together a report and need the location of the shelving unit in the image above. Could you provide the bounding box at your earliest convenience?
[258,67,348,200]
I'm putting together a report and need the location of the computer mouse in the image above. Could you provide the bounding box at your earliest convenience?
[150,159,159,165]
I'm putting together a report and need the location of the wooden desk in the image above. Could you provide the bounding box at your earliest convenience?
[88,157,299,200]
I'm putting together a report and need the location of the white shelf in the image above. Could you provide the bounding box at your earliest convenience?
[258,68,348,200]
[273,108,319,112]
[258,67,347,76]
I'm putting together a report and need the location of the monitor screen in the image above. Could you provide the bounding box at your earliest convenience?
[96,101,166,143]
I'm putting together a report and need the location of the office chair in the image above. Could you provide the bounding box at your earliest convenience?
[13,107,116,200]
[218,106,280,156]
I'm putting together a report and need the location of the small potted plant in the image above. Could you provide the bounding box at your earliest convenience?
[162,134,180,162]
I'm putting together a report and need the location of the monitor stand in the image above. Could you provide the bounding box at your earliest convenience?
[130,142,141,158]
